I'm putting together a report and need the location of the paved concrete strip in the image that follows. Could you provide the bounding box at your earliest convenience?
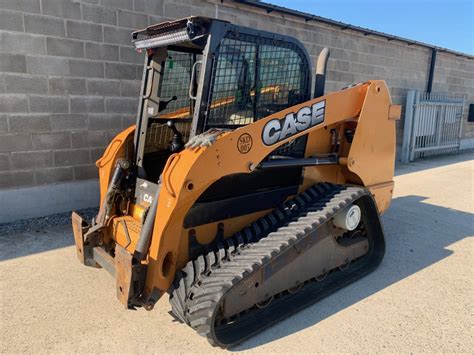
[1,152,473,353]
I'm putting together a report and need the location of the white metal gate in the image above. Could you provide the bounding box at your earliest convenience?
[401,91,464,163]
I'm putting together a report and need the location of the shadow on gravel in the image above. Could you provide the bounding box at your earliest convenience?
[233,195,473,351]
[0,207,98,261]
[0,225,74,261]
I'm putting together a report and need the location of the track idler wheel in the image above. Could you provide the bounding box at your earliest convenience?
[256,295,274,309]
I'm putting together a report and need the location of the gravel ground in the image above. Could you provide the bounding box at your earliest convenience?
[0,207,98,236]
[1,151,473,353]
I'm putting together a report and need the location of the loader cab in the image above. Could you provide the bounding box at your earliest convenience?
[132,17,312,185]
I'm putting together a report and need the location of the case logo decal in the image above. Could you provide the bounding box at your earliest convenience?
[262,100,326,146]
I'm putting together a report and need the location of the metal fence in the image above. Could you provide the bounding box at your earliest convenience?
[401,90,464,163]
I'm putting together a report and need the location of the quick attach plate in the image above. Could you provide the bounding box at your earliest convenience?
[115,244,147,309]
[71,211,92,265]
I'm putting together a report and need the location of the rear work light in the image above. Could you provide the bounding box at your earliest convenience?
[134,28,190,50]
[132,18,208,51]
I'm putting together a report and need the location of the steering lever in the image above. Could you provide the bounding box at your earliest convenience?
[167,120,184,153]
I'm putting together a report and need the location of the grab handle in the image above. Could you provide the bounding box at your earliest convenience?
[189,60,202,100]
[163,153,180,198]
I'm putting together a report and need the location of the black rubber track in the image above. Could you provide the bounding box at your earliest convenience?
[169,183,385,347]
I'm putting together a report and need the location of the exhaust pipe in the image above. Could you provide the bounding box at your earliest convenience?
[314,47,330,98]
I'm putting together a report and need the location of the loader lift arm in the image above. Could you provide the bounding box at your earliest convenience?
[143,80,396,301]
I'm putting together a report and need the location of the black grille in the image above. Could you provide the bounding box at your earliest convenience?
[205,33,310,129]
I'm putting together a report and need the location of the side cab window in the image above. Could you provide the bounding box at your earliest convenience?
[205,33,310,130]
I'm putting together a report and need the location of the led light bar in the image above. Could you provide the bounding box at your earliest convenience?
[133,28,190,50]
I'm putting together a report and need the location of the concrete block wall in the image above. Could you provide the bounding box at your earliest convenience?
[0,0,159,189]
[207,0,473,149]
[433,52,474,140]
[0,0,472,222]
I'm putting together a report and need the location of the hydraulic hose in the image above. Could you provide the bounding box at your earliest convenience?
[95,159,130,226]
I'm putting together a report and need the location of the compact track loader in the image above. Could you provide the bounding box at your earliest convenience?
[72,17,400,347]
